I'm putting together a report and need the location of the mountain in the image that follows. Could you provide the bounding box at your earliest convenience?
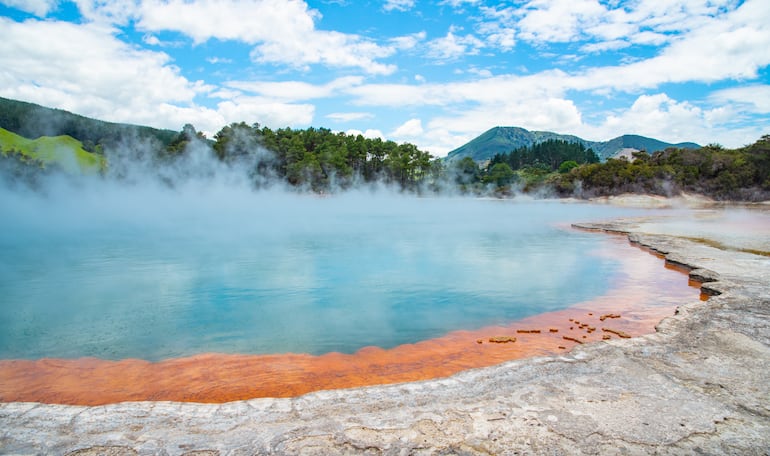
[0,97,178,151]
[445,126,700,162]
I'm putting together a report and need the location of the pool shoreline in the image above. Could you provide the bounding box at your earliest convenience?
[1,214,769,454]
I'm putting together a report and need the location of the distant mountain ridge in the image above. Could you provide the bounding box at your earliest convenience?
[446,126,701,162]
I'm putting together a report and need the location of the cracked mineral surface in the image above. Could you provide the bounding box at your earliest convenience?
[1,209,768,455]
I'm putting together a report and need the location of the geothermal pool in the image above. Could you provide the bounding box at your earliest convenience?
[2,192,642,360]
[0,188,702,404]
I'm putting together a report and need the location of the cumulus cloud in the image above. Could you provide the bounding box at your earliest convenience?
[382,0,414,12]
[389,31,426,50]
[0,18,206,127]
[515,0,607,43]
[578,93,759,148]
[426,27,485,61]
[573,0,770,92]
[710,85,770,113]
[0,16,323,135]
[1,0,58,16]
[476,0,744,53]
[392,118,424,139]
[215,97,315,130]
[252,31,396,75]
[130,0,398,74]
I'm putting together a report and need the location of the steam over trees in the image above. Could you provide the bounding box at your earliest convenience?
[200,123,439,192]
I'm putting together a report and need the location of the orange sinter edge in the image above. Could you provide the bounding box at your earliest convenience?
[0,236,703,405]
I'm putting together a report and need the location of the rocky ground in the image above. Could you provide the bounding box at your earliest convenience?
[1,213,769,455]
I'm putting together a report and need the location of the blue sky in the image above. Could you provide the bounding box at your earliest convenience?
[1,0,768,156]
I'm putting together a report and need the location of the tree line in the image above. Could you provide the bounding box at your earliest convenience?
[163,122,440,192]
[449,139,601,193]
[548,137,770,201]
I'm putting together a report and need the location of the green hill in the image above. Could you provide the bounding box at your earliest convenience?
[0,97,178,151]
[446,127,700,162]
[0,127,106,174]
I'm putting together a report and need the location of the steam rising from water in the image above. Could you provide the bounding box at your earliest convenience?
[0,142,658,361]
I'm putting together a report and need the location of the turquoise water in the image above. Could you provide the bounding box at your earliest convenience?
[0,189,645,361]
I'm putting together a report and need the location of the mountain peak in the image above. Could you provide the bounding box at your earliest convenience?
[446,127,699,162]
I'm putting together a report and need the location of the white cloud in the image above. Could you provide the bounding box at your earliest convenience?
[580,39,629,53]
[129,0,397,74]
[467,67,493,78]
[74,0,140,25]
[428,96,582,137]
[483,28,516,51]
[439,0,481,8]
[582,93,758,148]
[710,85,770,113]
[142,34,160,46]
[206,56,233,64]
[0,18,204,125]
[476,0,745,53]
[517,0,607,43]
[0,17,320,135]
[573,0,770,92]
[227,76,364,102]
[252,30,396,75]
[389,31,426,50]
[1,0,58,16]
[383,0,415,12]
[392,118,424,138]
[133,0,316,43]
[215,97,315,129]
[345,71,568,109]
[326,112,374,122]
[426,27,485,60]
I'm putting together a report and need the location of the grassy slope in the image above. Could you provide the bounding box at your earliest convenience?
[0,127,106,175]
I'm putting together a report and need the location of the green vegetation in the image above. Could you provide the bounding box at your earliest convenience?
[0,96,766,201]
[0,128,106,174]
[0,97,177,152]
[207,122,439,192]
[551,137,770,201]
[489,139,599,172]
[449,140,599,194]
[448,136,769,201]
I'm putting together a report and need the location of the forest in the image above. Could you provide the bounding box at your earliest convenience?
[163,122,439,192]
[550,139,770,201]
